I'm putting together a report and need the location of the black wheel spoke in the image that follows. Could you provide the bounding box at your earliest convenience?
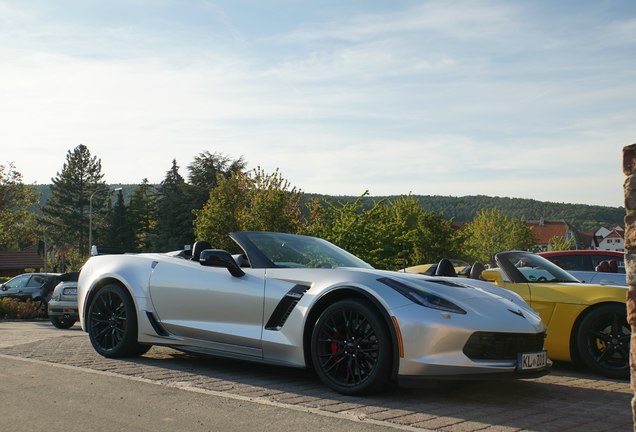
[314,303,384,390]
[90,289,128,351]
[587,329,610,342]
[577,305,631,378]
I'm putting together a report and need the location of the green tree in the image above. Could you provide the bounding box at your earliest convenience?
[302,193,385,265]
[154,160,194,251]
[188,151,246,209]
[0,162,40,250]
[106,189,136,252]
[301,194,460,270]
[462,208,535,265]
[129,179,157,252]
[193,171,247,251]
[375,195,461,269]
[40,144,106,255]
[194,168,303,251]
[238,168,302,233]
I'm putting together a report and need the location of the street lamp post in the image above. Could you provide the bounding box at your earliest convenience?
[89,187,122,255]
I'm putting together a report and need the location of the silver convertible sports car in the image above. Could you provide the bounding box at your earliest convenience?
[78,231,549,395]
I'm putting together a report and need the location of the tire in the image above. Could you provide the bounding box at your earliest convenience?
[575,304,630,379]
[87,284,151,357]
[310,299,391,395]
[51,316,76,329]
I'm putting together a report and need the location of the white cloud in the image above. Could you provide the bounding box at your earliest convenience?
[0,0,633,208]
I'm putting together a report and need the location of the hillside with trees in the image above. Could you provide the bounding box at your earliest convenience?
[36,187,624,231]
[3,144,623,273]
[303,194,624,231]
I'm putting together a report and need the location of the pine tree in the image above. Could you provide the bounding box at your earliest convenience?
[129,179,158,252]
[106,189,136,252]
[40,144,106,255]
[154,160,194,251]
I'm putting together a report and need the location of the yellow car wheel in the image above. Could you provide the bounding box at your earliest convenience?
[575,304,630,379]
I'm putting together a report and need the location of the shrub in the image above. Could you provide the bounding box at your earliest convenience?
[0,298,43,319]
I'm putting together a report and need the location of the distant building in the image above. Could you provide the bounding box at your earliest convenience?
[0,246,45,278]
[594,226,625,252]
[527,219,580,252]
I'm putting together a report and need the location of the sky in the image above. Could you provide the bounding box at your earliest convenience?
[1,0,634,207]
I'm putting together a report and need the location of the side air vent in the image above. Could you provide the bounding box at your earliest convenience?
[265,284,310,331]
[145,311,170,337]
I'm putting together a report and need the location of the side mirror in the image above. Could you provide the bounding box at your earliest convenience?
[481,269,504,286]
[199,249,246,277]
[0,283,6,291]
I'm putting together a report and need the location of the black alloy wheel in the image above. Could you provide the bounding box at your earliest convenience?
[576,303,630,379]
[50,316,76,329]
[311,299,391,395]
[88,284,151,357]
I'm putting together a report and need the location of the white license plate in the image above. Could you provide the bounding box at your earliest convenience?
[63,288,77,295]
[517,351,547,371]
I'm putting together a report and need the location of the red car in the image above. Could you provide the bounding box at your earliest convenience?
[538,250,625,286]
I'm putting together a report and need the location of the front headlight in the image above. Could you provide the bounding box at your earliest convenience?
[378,277,466,314]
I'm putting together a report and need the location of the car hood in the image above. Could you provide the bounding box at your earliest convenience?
[287,267,531,307]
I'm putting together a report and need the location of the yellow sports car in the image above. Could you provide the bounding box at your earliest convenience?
[479,251,628,379]
[405,259,470,276]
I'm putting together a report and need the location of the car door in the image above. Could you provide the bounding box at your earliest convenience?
[0,274,32,300]
[148,259,265,356]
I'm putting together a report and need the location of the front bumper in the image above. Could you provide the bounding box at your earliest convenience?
[392,300,549,379]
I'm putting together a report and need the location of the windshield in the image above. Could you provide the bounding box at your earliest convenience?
[496,251,580,284]
[231,231,373,269]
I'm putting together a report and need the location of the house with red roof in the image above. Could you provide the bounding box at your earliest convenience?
[527,219,580,252]
[595,226,625,252]
[0,246,45,278]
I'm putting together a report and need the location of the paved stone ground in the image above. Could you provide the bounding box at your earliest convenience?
[0,321,632,431]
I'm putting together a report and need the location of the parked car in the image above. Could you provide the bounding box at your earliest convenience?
[48,272,79,329]
[78,231,549,395]
[0,273,62,314]
[477,251,628,379]
[538,250,625,286]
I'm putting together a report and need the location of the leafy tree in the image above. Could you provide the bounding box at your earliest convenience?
[194,168,303,251]
[375,195,461,269]
[193,172,248,251]
[462,208,535,265]
[129,179,158,252]
[302,194,460,269]
[238,168,302,233]
[153,160,194,251]
[301,192,385,265]
[40,144,106,255]
[0,162,40,250]
[188,151,246,209]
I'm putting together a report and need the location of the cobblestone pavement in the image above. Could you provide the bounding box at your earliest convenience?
[0,321,632,432]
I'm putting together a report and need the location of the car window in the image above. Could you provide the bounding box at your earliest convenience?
[549,255,588,271]
[592,255,625,273]
[615,260,626,273]
[26,275,47,288]
[4,275,31,289]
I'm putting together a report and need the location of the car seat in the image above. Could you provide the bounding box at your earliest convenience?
[191,240,212,262]
[469,262,486,280]
[435,259,457,277]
